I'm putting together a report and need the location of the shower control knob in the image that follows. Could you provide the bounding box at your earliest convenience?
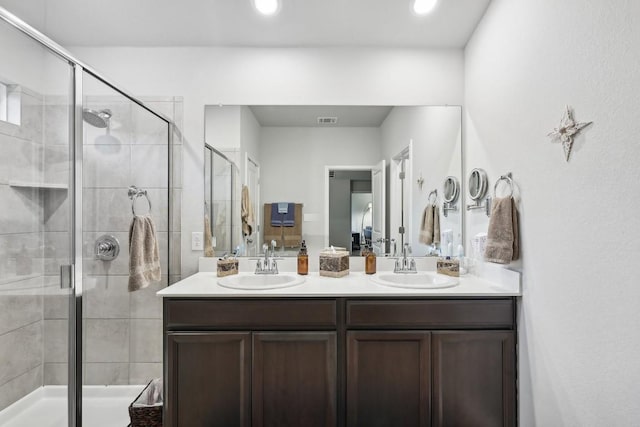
[95,235,120,261]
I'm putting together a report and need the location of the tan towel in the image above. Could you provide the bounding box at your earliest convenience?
[419,204,440,245]
[241,185,255,237]
[282,203,303,248]
[484,197,519,264]
[204,214,215,257]
[128,215,161,292]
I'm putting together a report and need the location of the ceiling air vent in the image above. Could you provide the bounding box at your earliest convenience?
[329,170,335,178]
[317,116,338,125]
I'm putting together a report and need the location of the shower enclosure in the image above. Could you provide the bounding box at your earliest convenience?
[0,7,180,427]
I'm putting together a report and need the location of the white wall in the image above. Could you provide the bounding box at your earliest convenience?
[67,46,464,275]
[465,0,640,424]
[259,126,381,254]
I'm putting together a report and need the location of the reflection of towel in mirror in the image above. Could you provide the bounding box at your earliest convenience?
[241,185,255,236]
[271,202,295,226]
[128,215,161,292]
[283,204,303,247]
[264,204,283,247]
[204,214,215,257]
[484,197,519,264]
[282,203,295,227]
[419,205,440,246]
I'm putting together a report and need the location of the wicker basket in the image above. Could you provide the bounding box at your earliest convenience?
[128,379,163,427]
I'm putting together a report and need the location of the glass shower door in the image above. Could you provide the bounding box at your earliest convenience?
[0,15,73,426]
[80,71,170,427]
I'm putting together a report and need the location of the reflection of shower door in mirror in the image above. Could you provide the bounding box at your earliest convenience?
[390,145,412,251]
[371,160,386,255]
[245,154,260,256]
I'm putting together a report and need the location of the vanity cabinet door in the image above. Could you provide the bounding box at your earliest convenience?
[252,332,337,427]
[166,332,251,427]
[432,331,516,427]
[346,331,432,427]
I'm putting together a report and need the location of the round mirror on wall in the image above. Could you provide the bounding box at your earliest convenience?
[468,168,488,201]
[442,176,460,204]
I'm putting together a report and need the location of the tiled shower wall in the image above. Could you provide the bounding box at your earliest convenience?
[0,85,48,410]
[43,96,183,387]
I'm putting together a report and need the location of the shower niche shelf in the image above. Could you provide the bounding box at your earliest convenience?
[9,180,68,190]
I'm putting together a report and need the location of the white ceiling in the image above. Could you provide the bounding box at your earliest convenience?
[0,0,491,48]
[249,106,393,127]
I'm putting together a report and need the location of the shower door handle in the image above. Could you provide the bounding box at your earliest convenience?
[60,264,74,289]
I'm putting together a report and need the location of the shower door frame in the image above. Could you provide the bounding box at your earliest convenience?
[0,7,175,427]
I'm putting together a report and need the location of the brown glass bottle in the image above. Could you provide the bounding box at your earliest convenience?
[365,246,376,275]
[297,240,309,275]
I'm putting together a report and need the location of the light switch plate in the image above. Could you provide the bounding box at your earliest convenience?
[191,232,203,250]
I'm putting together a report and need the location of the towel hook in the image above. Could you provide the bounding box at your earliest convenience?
[128,185,152,215]
[493,173,514,198]
[427,189,438,206]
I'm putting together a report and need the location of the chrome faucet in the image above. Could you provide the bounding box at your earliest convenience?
[255,240,279,274]
[391,238,397,257]
[394,243,417,274]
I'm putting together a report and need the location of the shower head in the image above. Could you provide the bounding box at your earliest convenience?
[83,108,112,128]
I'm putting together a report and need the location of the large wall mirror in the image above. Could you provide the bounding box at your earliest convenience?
[204,105,462,257]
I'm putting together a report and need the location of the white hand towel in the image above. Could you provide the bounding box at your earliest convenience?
[128,215,161,292]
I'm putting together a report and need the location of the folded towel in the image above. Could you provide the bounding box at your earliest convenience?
[484,197,519,264]
[128,216,161,292]
[241,185,255,236]
[419,204,440,245]
[271,203,282,226]
[271,202,295,227]
[282,202,295,227]
[204,214,215,257]
[264,204,283,247]
[282,203,303,247]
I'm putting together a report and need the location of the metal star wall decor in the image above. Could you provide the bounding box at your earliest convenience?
[547,106,593,162]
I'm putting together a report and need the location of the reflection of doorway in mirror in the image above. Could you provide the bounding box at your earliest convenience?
[245,154,260,256]
[351,195,372,255]
[326,167,378,255]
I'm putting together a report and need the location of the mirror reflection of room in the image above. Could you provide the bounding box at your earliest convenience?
[204,105,461,257]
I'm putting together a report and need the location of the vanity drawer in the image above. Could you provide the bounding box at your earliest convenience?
[165,299,337,330]
[346,299,514,329]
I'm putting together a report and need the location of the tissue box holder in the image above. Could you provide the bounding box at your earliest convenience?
[437,257,460,277]
[217,259,239,277]
[319,250,349,278]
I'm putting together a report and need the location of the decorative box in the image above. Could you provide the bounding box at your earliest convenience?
[217,258,239,277]
[319,248,350,278]
[437,257,460,277]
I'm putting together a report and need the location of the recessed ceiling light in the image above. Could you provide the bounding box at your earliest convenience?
[254,0,279,15]
[413,0,438,15]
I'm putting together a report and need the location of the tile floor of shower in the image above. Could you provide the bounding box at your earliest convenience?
[0,385,144,427]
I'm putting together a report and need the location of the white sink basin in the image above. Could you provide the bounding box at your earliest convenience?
[371,272,459,289]
[218,274,305,290]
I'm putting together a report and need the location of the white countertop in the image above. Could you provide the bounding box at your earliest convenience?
[157,270,521,298]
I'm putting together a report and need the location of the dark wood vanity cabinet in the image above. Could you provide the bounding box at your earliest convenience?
[164,297,516,427]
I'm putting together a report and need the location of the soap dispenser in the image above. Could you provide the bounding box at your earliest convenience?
[297,240,308,275]
[365,245,376,275]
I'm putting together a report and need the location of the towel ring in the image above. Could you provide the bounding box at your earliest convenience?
[427,189,438,206]
[493,173,514,198]
[128,186,152,215]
